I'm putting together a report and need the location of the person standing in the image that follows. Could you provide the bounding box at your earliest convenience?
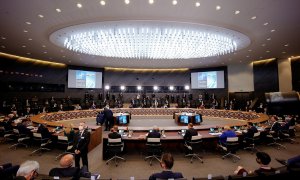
[73,122,90,171]
[103,105,114,131]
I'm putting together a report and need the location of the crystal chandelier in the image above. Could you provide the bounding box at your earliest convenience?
[50,21,250,59]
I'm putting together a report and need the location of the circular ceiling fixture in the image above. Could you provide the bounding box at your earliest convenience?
[50,20,250,59]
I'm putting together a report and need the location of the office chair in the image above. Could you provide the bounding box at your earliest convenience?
[185,135,204,163]
[30,132,51,156]
[9,129,30,150]
[144,138,162,166]
[220,137,240,163]
[106,138,125,167]
[244,132,261,154]
[266,130,286,149]
[281,126,297,144]
[193,175,225,180]
[55,135,74,160]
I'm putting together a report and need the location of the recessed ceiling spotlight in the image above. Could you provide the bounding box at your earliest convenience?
[248,49,252,52]
[1,45,5,48]
[125,0,130,4]
[43,51,47,54]
[270,29,276,32]
[28,38,33,41]
[68,60,72,63]
[259,56,263,59]
[22,45,26,48]
[1,37,6,40]
[266,50,270,53]
[77,3,82,8]
[172,0,177,5]
[234,10,240,14]
[149,0,154,4]
[38,14,44,18]
[100,0,106,6]
[284,44,289,47]
[23,30,28,33]
[282,51,286,54]
[246,55,250,58]
[195,2,200,7]
[216,5,221,10]
[62,55,66,58]
[262,44,266,46]
[251,16,256,20]
[42,45,46,48]
[263,22,269,26]
[60,50,64,52]
[56,8,62,12]
[267,38,271,41]
[26,52,31,55]
[26,21,31,25]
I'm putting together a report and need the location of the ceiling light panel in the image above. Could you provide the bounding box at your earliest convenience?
[50,20,250,59]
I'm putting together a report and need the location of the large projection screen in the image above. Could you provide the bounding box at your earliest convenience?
[191,71,225,89]
[68,69,102,89]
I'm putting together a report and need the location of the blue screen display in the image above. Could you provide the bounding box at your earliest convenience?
[180,115,189,124]
[118,115,127,124]
[194,114,202,123]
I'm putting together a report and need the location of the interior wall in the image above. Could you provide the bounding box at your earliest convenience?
[227,63,254,92]
[277,58,292,92]
[291,58,300,91]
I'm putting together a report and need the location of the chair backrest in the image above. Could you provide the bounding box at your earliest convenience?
[57,135,68,141]
[253,132,260,137]
[191,135,202,141]
[33,132,42,138]
[108,138,122,143]
[226,137,239,151]
[147,138,160,143]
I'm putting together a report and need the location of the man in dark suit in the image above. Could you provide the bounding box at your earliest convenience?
[49,154,80,180]
[149,153,183,180]
[73,122,90,171]
[243,122,258,146]
[103,106,114,131]
[147,126,161,139]
[108,125,121,139]
[183,123,198,142]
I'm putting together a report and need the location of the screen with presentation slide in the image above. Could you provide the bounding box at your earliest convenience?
[191,70,225,89]
[68,69,102,89]
[194,114,203,123]
[180,115,189,124]
[118,115,128,125]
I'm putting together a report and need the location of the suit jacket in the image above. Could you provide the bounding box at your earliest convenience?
[270,121,282,133]
[49,167,80,180]
[149,170,183,180]
[147,131,161,138]
[73,129,90,153]
[219,130,237,144]
[244,126,258,139]
[108,132,121,139]
[184,128,198,142]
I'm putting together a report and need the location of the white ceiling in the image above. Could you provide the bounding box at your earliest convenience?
[1,0,300,69]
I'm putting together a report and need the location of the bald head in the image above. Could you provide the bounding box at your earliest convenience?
[59,154,74,168]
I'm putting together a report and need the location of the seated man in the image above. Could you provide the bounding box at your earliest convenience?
[15,160,39,180]
[49,154,80,180]
[233,151,276,176]
[243,122,258,146]
[147,125,161,139]
[183,123,198,142]
[149,153,183,180]
[108,125,121,139]
[0,163,20,179]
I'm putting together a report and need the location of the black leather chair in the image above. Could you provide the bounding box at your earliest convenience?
[30,132,51,156]
[106,138,125,167]
[144,138,162,166]
[185,135,204,163]
[55,135,74,160]
[244,132,261,154]
[219,137,240,162]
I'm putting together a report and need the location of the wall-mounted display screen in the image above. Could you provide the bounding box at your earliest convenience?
[191,71,225,89]
[68,69,102,89]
